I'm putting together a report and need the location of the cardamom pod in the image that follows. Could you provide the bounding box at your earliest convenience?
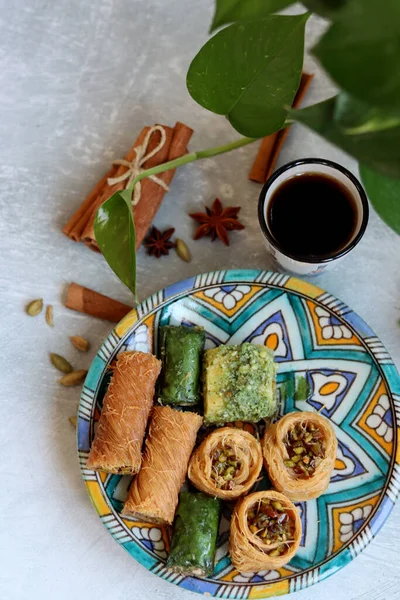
[59,370,87,387]
[175,238,191,263]
[26,298,43,316]
[45,305,54,327]
[50,353,73,373]
[69,416,77,428]
[70,335,90,352]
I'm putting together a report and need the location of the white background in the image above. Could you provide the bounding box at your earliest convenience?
[1,1,399,599]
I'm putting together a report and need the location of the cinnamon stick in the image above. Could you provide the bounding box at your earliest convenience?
[134,121,194,247]
[65,282,132,322]
[248,135,279,183]
[249,73,314,183]
[62,164,119,242]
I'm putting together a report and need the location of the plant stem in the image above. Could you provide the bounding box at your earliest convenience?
[127,135,258,191]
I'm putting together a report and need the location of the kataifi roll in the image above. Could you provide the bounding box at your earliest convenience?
[122,406,203,525]
[86,351,161,474]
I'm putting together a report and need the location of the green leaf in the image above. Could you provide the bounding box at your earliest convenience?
[187,14,308,138]
[291,95,400,178]
[302,0,349,18]
[360,165,400,235]
[313,0,400,114]
[210,0,295,32]
[94,189,137,299]
[334,94,400,135]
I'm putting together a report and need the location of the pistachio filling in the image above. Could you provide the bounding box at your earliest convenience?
[284,422,325,478]
[210,446,241,490]
[247,499,294,556]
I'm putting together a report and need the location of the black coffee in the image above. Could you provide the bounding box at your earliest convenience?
[267,173,358,259]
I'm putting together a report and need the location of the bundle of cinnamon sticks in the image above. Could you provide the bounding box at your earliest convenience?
[63,122,193,251]
[249,73,314,184]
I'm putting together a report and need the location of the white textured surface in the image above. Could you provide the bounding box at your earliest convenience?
[1,2,399,600]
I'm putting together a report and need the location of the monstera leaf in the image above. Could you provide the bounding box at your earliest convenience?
[360,165,400,235]
[291,94,400,178]
[187,14,308,138]
[314,0,400,114]
[209,0,295,32]
[94,189,137,298]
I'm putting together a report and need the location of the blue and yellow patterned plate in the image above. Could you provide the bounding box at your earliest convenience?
[78,270,400,598]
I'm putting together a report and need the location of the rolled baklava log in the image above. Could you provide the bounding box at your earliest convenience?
[188,427,262,500]
[230,490,302,572]
[122,406,203,525]
[158,325,205,406]
[262,411,337,502]
[167,491,221,577]
[86,351,161,474]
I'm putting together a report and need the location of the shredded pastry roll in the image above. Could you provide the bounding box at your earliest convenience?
[188,427,262,500]
[86,351,161,474]
[122,406,203,525]
[230,490,302,572]
[262,411,337,501]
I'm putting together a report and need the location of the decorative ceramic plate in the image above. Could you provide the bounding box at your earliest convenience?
[78,270,400,598]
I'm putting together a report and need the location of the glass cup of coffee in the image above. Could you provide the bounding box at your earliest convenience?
[257,158,369,276]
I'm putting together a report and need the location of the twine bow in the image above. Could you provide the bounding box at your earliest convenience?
[107,125,170,206]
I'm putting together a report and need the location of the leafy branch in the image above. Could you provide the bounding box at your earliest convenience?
[95,0,400,297]
[128,135,258,189]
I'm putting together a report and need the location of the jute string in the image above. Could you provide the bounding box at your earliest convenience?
[107,125,170,206]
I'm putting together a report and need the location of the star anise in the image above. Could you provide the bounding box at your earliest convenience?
[189,198,244,246]
[144,226,176,258]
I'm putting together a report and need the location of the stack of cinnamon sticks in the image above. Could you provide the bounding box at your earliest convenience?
[249,73,314,184]
[63,122,193,251]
